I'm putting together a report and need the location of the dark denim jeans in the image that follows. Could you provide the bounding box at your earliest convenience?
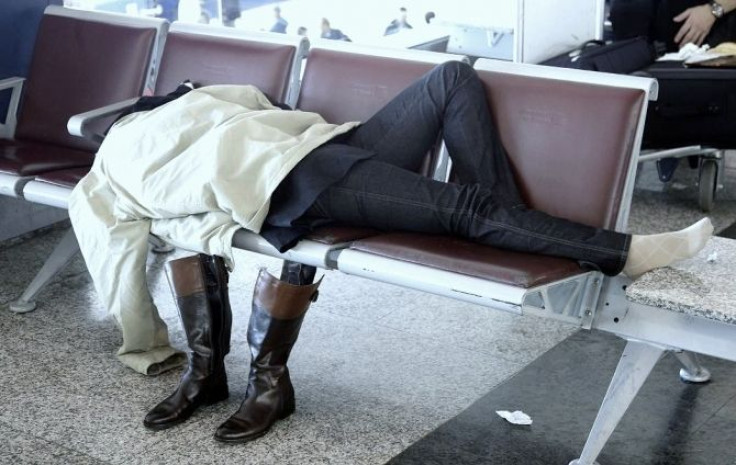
[304,61,631,276]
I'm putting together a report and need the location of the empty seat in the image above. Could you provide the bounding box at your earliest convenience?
[0,6,164,197]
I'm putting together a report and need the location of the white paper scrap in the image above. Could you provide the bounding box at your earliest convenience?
[496,410,533,425]
[707,251,718,263]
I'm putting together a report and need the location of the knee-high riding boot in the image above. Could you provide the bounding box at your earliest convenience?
[143,254,232,430]
[214,263,320,443]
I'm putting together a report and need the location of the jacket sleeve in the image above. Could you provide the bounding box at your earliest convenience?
[68,170,173,357]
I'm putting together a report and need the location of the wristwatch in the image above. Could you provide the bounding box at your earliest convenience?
[710,0,725,19]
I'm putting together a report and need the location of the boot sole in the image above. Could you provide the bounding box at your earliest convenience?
[213,408,294,444]
[143,391,229,431]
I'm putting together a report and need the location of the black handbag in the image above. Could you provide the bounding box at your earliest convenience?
[541,37,655,74]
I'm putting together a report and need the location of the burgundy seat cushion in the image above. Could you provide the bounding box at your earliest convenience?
[298,48,442,125]
[0,140,93,176]
[306,225,380,245]
[14,13,157,153]
[33,166,90,188]
[155,31,296,103]
[351,233,584,288]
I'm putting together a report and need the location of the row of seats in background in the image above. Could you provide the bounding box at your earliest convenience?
[7,6,729,465]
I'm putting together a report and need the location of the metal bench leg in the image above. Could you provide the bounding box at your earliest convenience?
[10,228,80,314]
[569,340,665,465]
[148,234,174,254]
[674,351,711,384]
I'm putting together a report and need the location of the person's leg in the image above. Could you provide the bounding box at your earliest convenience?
[144,254,232,430]
[344,61,523,205]
[214,262,321,443]
[305,160,711,277]
[306,160,628,275]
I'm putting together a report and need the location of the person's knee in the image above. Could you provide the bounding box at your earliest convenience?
[430,61,476,91]
[437,60,473,80]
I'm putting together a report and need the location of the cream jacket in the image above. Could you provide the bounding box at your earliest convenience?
[69,85,359,374]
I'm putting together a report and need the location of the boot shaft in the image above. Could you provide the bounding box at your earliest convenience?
[165,254,232,374]
[248,268,321,368]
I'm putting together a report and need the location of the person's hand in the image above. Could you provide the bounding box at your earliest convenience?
[674,4,716,48]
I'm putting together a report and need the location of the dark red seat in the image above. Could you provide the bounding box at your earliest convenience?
[0,140,93,176]
[154,26,301,103]
[32,167,89,189]
[0,8,161,179]
[347,63,648,288]
[351,233,583,288]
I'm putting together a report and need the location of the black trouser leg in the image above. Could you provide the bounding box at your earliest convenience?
[305,160,630,276]
[344,60,523,205]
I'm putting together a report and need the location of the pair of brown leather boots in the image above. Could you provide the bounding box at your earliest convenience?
[143,254,321,443]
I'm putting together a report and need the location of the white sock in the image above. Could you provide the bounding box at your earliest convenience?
[622,217,713,279]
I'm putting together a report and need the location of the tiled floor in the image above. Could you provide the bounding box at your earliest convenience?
[1,157,735,465]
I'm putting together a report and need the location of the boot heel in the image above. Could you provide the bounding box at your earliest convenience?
[204,384,229,405]
[279,395,295,419]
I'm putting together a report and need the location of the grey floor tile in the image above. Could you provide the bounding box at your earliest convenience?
[629,159,736,235]
[0,419,107,465]
[0,304,525,465]
[0,225,88,308]
[373,293,577,365]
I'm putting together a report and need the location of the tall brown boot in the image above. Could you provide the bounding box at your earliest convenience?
[143,254,232,430]
[214,262,320,443]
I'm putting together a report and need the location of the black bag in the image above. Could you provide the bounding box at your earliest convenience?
[541,37,655,74]
[641,62,736,149]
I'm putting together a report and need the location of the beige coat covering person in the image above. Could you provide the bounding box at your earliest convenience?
[69,85,358,375]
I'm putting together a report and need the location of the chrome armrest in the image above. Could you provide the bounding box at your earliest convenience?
[67,96,139,144]
[0,77,25,140]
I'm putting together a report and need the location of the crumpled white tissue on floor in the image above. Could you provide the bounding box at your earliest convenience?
[496,410,533,425]
[707,251,718,263]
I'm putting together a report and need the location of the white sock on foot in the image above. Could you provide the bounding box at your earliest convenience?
[622,217,714,279]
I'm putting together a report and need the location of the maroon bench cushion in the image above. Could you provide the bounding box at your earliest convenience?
[481,74,645,229]
[15,13,157,153]
[298,48,443,125]
[351,233,583,288]
[33,166,90,188]
[306,225,379,245]
[155,31,296,103]
[0,140,93,176]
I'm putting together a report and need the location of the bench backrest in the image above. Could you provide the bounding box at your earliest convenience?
[15,6,164,152]
[297,42,466,176]
[474,59,655,231]
[155,24,307,107]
